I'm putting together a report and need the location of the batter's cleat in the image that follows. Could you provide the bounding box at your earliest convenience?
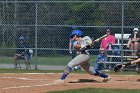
[103,76,111,82]
[51,79,64,85]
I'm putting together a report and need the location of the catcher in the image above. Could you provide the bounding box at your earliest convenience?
[114,46,140,73]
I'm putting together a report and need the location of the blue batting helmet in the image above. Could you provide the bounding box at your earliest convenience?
[69,30,83,38]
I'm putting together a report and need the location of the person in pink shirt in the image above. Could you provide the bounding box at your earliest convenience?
[100,29,115,51]
[100,29,116,70]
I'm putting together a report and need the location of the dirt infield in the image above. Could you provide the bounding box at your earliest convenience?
[0,73,140,93]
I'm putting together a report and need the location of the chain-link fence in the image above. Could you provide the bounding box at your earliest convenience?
[0,1,140,72]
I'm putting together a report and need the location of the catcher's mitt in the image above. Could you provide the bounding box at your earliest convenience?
[114,64,124,72]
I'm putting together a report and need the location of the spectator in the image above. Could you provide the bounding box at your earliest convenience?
[69,29,82,70]
[127,28,140,56]
[100,29,115,69]
[94,49,108,71]
[100,29,116,51]
[14,36,31,69]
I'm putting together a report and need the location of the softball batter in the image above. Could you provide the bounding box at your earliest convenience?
[55,30,111,84]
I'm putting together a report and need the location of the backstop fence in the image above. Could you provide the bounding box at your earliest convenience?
[0,0,140,71]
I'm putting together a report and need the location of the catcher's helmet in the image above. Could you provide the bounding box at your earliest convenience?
[70,30,83,38]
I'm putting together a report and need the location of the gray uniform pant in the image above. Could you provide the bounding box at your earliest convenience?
[68,53,95,75]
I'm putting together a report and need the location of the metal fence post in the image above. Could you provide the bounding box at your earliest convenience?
[121,1,124,64]
[35,2,38,70]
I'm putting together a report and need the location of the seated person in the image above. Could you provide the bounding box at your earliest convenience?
[14,36,31,69]
[94,49,108,70]
[127,28,140,56]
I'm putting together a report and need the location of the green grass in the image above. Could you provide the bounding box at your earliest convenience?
[0,68,88,73]
[47,88,140,93]
[0,56,72,65]
[0,68,139,75]
[0,55,98,66]
[0,68,61,73]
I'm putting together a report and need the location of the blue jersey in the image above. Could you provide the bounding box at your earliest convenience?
[96,54,107,63]
[16,41,29,54]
